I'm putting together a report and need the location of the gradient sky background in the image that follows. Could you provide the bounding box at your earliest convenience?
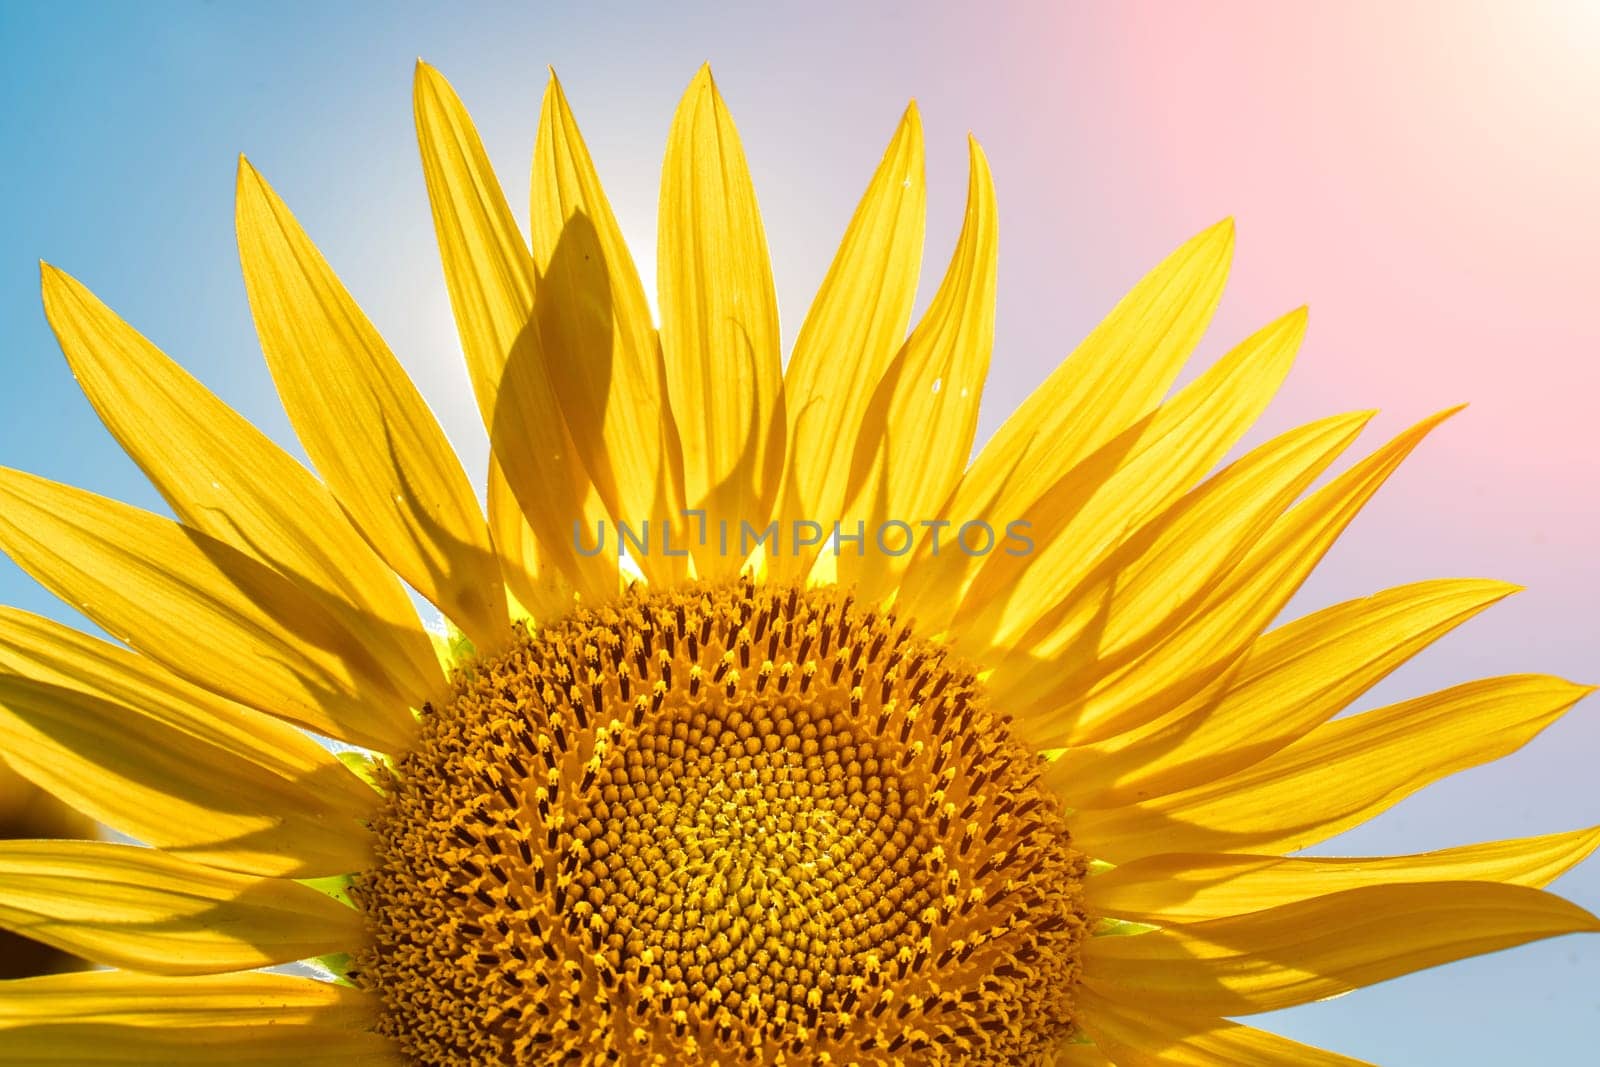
[1,2,1596,1061]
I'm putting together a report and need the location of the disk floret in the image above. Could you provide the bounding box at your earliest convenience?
[356,578,1087,1065]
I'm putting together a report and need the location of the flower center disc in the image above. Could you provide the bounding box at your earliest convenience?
[356,579,1087,1065]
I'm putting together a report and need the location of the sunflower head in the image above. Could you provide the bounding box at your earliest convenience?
[357,579,1087,1062]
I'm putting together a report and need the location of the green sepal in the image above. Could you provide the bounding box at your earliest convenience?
[337,749,391,792]
[1092,916,1158,937]
[299,872,356,909]
[428,621,477,673]
[308,951,357,988]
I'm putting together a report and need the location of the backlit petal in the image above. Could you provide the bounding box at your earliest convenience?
[0,1023,398,1066]
[1053,1041,1116,1065]
[0,469,415,752]
[1083,882,1600,1015]
[848,136,997,599]
[992,411,1371,746]
[1076,987,1374,1065]
[531,73,687,586]
[0,969,374,1030]
[234,159,509,650]
[1071,675,1592,861]
[1047,578,1517,806]
[0,608,374,877]
[413,61,614,602]
[487,460,580,622]
[897,220,1234,622]
[776,102,924,580]
[0,841,364,976]
[941,308,1306,642]
[1085,826,1600,923]
[39,265,441,708]
[1008,408,1457,747]
[658,66,785,579]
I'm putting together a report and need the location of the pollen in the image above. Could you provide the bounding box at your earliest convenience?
[354,578,1088,1065]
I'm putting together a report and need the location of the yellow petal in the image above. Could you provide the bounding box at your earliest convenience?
[1076,988,1374,1066]
[0,963,397,1062]
[234,159,509,651]
[531,73,687,586]
[992,410,1370,746]
[0,1026,398,1066]
[896,219,1234,621]
[0,469,415,752]
[847,136,998,600]
[0,969,374,1030]
[39,265,440,708]
[487,460,578,623]
[0,609,373,878]
[1052,1041,1116,1065]
[1083,882,1600,1015]
[0,841,364,976]
[1009,408,1456,747]
[937,307,1308,644]
[1071,675,1592,862]
[1086,826,1600,924]
[413,61,614,603]
[1048,578,1517,807]
[774,102,924,581]
[658,65,785,579]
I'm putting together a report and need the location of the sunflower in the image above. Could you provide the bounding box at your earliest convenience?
[0,761,95,980]
[0,60,1593,1066]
